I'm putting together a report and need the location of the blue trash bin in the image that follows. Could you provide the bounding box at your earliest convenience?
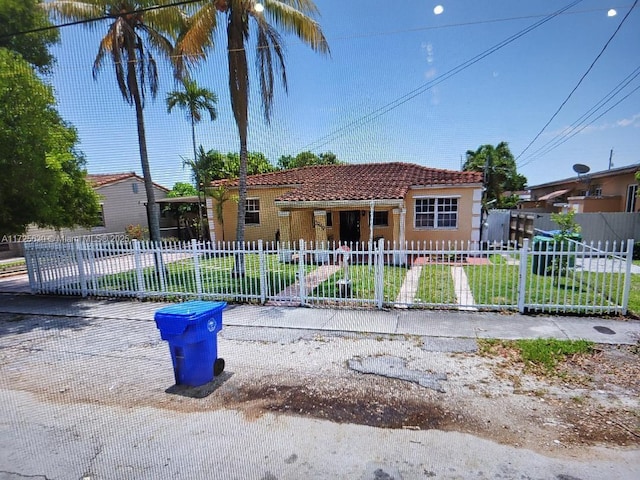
[154,301,226,386]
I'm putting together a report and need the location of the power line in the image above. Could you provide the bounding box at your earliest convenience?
[517,65,640,167]
[298,0,584,153]
[518,82,640,168]
[0,0,202,41]
[515,0,638,161]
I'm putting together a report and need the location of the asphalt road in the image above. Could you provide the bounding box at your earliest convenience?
[1,307,638,480]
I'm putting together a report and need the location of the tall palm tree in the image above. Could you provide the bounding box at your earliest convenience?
[167,80,217,239]
[174,0,329,257]
[44,1,184,242]
[166,78,218,168]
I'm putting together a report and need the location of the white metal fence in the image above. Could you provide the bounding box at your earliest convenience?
[24,238,635,314]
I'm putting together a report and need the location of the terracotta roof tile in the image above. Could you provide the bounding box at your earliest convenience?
[214,163,482,202]
[86,172,169,192]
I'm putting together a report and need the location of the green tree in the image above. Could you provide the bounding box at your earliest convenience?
[224,151,276,177]
[277,150,341,169]
[0,50,100,236]
[45,1,184,242]
[463,142,526,209]
[166,78,218,166]
[0,0,59,73]
[175,0,329,262]
[167,79,218,240]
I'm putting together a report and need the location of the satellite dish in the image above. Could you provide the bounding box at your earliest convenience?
[573,163,590,175]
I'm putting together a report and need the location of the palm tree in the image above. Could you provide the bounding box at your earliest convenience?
[166,78,218,168]
[175,0,329,268]
[167,80,218,239]
[44,1,184,242]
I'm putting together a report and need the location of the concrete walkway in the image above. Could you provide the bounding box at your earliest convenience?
[1,293,638,345]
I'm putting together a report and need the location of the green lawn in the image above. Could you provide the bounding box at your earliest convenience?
[413,265,457,305]
[93,253,304,299]
[627,273,640,316]
[465,255,630,312]
[310,264,405,302]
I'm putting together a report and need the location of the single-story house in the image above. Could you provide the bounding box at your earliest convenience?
[206,162,484,247]
[26,172,172,240]
[521,163,639,213]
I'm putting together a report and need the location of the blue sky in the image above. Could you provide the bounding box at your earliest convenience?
[47,0,639,189]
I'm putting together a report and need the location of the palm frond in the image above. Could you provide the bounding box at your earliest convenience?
[173,1,218,78]
[42,0,105,25]
[266,0,320,17]
[254,15,287,122]
[263,0,329,54]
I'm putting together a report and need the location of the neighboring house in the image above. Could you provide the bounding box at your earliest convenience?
[207,163,483,247]
[522,163,639,213]
[27,172,172,239]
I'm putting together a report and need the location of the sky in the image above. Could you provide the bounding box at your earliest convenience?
[45,0,640,190]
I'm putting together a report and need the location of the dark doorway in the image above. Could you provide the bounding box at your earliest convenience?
[340,211,361,244]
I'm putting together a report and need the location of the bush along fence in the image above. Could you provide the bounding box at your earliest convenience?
[23,238,635,315]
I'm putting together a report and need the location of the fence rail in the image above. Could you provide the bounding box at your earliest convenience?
[24,238,634,314]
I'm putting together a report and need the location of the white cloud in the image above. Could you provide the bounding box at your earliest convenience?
[616,112,640,127]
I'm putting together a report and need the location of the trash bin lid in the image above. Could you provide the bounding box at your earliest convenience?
[154,301,226,336]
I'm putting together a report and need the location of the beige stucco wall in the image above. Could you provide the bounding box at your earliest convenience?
[404,186,482,245]
[27,177,169,239]
[211,187,292,244]
[213,184,483,246]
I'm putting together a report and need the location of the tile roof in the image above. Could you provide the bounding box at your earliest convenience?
[86,172,169,192]
[214,163,483,202]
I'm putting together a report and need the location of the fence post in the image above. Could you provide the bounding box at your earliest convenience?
[517,238,530,313]
[258,240,267,304]
[375,238,385,309]
[133,240,145,298]
[74,239,88,297]
[24,243,39,294]
[621,239,634,315]
[298,239,306,305]
[192,239,203,297]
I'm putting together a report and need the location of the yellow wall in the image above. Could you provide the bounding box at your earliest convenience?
[404,187,480,244]
[213,185,482,245]
[211,187,291,244]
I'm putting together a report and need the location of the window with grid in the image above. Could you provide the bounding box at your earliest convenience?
[372,211,388,226]
[415,198,458,228]
[245,199,260,225]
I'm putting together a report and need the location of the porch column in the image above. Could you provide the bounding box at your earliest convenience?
[472,188,482,245]
[392,209,401,247]
[277,211,291,245]
[400,208,406,247]
[313,210,328,248]
[205,197,215,242]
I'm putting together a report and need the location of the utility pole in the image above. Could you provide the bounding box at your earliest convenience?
[608,149,614,170]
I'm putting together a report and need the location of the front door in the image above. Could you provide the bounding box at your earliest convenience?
[340,211,360,245]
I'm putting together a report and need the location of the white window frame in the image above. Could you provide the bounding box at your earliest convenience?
[414,196,459,230]
[245,198,260,225]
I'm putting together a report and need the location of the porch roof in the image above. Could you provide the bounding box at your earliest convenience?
[213,162,482,202]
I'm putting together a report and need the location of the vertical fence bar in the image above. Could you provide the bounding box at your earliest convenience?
[258,240,267,304]
[74,239,87,297]
[191,239,203,298]
[621,239,634,315]
[298,239,306,305]
[133,240,145,298]
[518,238,529,313]
[375,238,385,308]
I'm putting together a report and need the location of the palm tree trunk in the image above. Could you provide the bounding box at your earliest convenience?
[228,6,249,275]
[191,117,205,241]
[129,78,161,243]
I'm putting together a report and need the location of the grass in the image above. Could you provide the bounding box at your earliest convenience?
[413,265,457,304]
[627,273,640,316]
[93,253,305,298]
[478,338,594,375]
[310,264,405,302]
[0,259,26,272]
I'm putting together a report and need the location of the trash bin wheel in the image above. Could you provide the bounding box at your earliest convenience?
[214,358,225,377]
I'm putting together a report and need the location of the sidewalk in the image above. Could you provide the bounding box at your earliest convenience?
[1,293,638,344]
